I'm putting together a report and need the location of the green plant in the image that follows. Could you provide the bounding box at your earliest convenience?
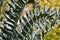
[0,0,60,40]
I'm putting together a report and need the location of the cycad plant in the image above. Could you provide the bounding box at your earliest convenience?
[0,0,60,40]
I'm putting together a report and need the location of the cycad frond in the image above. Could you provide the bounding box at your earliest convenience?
[0,0,60,40]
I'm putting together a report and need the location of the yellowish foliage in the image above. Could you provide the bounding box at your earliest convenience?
[44,23,60,40]
[39,31,42,36]
[51,38,55,40]
[28,3,33,11]
[39,0,60,7]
